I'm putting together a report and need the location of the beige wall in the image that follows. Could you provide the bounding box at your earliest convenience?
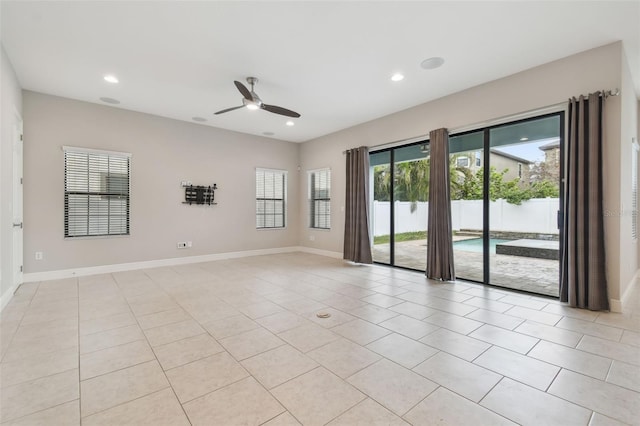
[299,42,630,305]
[1,45,23,305]
[22,92,300,273]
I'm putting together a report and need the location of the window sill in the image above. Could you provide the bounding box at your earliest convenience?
[65,234,130,240]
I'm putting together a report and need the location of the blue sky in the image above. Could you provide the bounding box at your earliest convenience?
[493,137,559,163]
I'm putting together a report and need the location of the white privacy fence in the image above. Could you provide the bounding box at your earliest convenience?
[373,198,560,236]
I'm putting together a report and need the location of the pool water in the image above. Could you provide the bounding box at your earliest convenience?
[453,238,512,254]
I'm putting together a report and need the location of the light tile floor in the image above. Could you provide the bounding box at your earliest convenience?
[1,252,639,425]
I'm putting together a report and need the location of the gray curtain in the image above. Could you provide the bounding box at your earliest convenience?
[344,146,373,264]
[560,92,608,310]
[426,128,455,280]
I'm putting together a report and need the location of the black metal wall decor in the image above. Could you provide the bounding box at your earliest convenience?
[183,183,217,205]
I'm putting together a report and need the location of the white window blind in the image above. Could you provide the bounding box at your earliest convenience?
[64,147,130,238]
[256,168,287,229]
[309,168,331,229]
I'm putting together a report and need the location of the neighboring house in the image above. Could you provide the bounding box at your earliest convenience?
[456,149,531,182]
[490,149,532,182]
[538,140,561,181]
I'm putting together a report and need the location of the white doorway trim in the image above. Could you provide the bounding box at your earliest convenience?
[12,113,24,292]
[1,111,23,312]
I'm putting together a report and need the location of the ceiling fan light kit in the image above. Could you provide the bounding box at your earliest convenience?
[215,77,301,118]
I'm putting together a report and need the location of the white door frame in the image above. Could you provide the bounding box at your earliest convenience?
[12,112,24,290]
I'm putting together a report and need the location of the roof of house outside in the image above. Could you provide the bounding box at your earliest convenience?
[489,149,532,164]
[539,140,561,151]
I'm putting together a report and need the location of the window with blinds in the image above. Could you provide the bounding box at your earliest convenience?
[256,168,287,229]
[309,168,331,229]
[64,147,130,238]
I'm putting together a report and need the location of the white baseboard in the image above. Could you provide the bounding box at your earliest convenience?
[0,281,20,312]
[611,268,640,313]
[610,299,623,313]
[298,246,343,259]
[22,246,306,283]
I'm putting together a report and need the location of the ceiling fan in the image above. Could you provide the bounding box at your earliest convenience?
[214,77,301,118]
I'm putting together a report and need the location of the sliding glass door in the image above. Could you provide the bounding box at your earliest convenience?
[449,131,485,283]
[370,143,429,270]
[393,145,429,270]
[371,113,563,298]
[371,150,391,264]
[487,116,562,296]
[450,113,563,297]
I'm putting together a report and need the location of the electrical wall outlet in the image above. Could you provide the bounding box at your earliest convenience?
[177,242,188,249]
[187,241,192,247]
[309,235,315,241]
[35,251,43,260]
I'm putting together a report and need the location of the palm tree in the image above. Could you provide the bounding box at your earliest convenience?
[373,164,391,201]
[393,159,429,212]
[373,153,475,208]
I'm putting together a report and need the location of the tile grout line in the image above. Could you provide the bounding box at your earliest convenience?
[78,333,146,356]
[136,266,236,426]
[137,266,308,417]
[255,409,289,426]
[475,375,506,406]
[177,374,251,406]
[544,365,563,393]
[76,276,82,426]
[80,386,172,421]
[0,281,39,364]
[543,367,633,422]
[0,399,79,425]
[79,315,137,338]
[99,269,194,425]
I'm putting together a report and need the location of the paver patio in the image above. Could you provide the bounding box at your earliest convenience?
[373,239,559,297]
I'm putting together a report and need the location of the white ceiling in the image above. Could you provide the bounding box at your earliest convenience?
[2,1,639,143]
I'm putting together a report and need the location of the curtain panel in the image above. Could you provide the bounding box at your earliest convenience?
[426,128,455,280]
[343,146,373,264]
[560,92,609,310]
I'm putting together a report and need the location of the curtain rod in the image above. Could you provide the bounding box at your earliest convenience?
[343,134,428,154]
[342,88,620,154]
[606,88,620,97]
[576,88,620,99]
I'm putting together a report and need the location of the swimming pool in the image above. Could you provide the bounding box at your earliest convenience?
[453,238,512,254]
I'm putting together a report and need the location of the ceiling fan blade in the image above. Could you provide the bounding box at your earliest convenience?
[214,105,244,115]
[262,104,301,118]
[234,81,253,101]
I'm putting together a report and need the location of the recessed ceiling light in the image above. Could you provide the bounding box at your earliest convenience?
[103,74,119,84]
[286,120,295,127]
[192,117,207,122]
[263,132,275,136]
[99,97,120,104]
[420,57,445,70]
[391,73,404,82]
[520,137,529,141]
